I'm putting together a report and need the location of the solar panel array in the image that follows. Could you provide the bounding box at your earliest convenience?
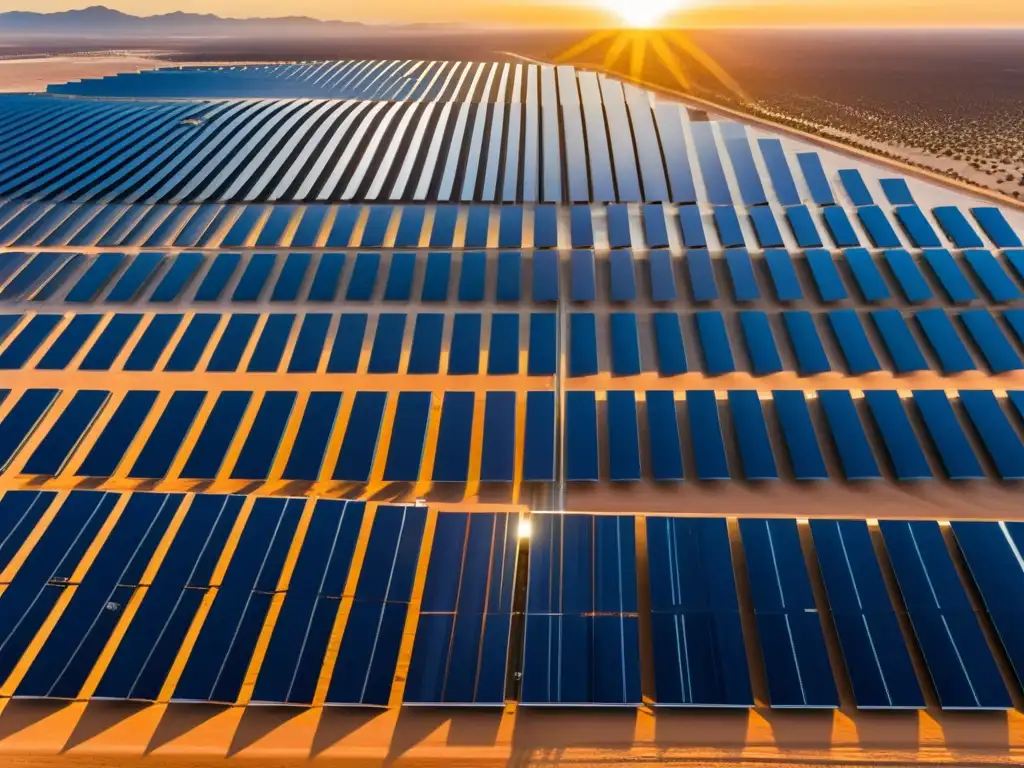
[3,490,1024,711]
[2,58,1024,726]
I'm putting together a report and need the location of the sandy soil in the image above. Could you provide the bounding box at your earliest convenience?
[0,54,221,94]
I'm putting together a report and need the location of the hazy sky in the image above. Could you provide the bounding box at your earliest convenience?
[6,0,1024,26]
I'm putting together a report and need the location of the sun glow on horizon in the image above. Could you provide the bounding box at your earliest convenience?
[599,0,691,28]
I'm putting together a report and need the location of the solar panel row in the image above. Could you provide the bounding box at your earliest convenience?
[1,492,1020,710]
[0,387,1022,483]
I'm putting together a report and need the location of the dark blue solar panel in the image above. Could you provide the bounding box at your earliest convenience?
[608,250,637,302]
[740,311,782,374]
[532,251,559,302]
[394,207,426,248]
[839,168,873,205]
[21,390,107,476]
[221,205,266,247]
[646,390,684,480]
[1006,309,1024,348]
[194,252,240,301]
[431,392,474,483]
[915,309,976,373]
[80,313,142,371]
[643,204,670,248]
[696,311,734,374]
[346,252,380,301]
[430,207,458,248]
[606,204,631,248]
[230,391,296,480]
[880,178,914,205]
[449,313,482,374]
[758,138,800,205]
[308,253,345,302]
[570,312,598,377]
[128,390,205,479]
[911,390,984,480]
[818,390,881,480]
[0,315,58,369]
[179,391,251,480]
[231,253,275,302]
[65,253,124,302]
[884,250,933,304]
[382,392,431,482]
[785,205,823,248]
[972,207,1022,248]
[805,249,847,302]
[76,391,156,476]
[649,312,685,376]
[687,250,718,302]
[488,313,520,375]
[570,250,596,302]
[610,312,641,375]
[270,252,311,302]
[724,248,759,301]
[749,206,784,248]
[247,314,294,373]
[496,251,522,302]
[528,312,556,375]
[498,206,523,248]
[729,391,777,480]
[648,250,677,302]
[894,205,942,248]
[828,309,880,374]
[458,251,486,302]
[420,251,451,302]
[606,391,640,482]
[290,205,328,247]
[569,206,593,248]
[149,251,203,302]
[367,313,406,374]
[932,206,984,248]
[106,252,163,301]
[565,391,599,482]
[796,153,834,205]
[407,312,444,374]
[205,313,256,372]
[38,314,101,370]
[739,518,838,708]
[959,390,1024,479]
[331,391,386,482]
[712,206,744,248]
[773,390,828,480]
[533,205,558,248]
[810,519,924,709]
[782,310,831,374]
[464,206,490,248]
[863,390,931,480]
[678,205,707,248]
[281,392,341,481]
[523,390,555,481]
[763,249,802,302]
[647,517,752,707]
[687,390,729,480]
[481,391,516,482]
[884,520,1012,710]
[691,121,731,204]
[921,249,975,303]
[963,249,1022,302]
[326,205,359,248]
[960,309,1022,372]
[0,252,63,300]
[858,206,902,248]
[360,206,392,248]
[122,314,181,372]
[723,129,767,205]
[821,206,859,248]
[870,309,928,372]
[256,205,295,247]
[844,248,890,302]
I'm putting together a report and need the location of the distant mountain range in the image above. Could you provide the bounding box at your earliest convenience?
[0,5,365,36]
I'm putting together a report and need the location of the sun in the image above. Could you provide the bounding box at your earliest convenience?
[599,0,688,28]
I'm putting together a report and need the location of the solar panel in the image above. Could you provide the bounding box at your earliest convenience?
[695,311,735,374]
[894,205,942,248]
[821,206,859,248]
[932,206,984,248]
[805,249,848,302]
[959,308,1022,372]
[971,207,1022,248]
[569,313,598,377]
[687,390,729,480]
[844,248,890,302]
[862,391,932,480]
[915,309,976,373]
[910,390,984,480]
[481,391,516,482]
[869,310,928,373]
[818,390,881,480]
[207,313,258,372]
[884,520,1012,710]
[921,249,976,304]
[570,249,596,302]
[382,391,431,482]
[608,250,637,302]
[884,250,933,304]
[739,518,838,708]
[712,206,745,248]
[647,517,752,706]
[565,391,599,482]
[763,249,803,301]
[739,311,783,375]
[728,391,778,480]
[880,178,914,206]
[458,251,486,301]
[282,392,342,481]
[749,206,785,248]
[270,253,311,302]
[678,206,707,248]
[785,205,824,248]
[449,313,482,374]
[827,309,881,374]
[724,248,760,301]
[21,389,108,476]
[496,251,522,302]
[958,390,1024,479]
[773,390,828,480]
[610,312,641,375]
[522,514,641,705]
[963,249,1022,302]
[230,391,296,480]
[687,250,718,302]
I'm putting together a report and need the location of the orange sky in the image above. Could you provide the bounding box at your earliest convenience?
[5,0,1024,26]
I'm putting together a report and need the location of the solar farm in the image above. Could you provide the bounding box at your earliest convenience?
[3,58,1024,763]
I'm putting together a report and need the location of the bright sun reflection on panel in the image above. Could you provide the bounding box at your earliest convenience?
[600,0,687,28]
